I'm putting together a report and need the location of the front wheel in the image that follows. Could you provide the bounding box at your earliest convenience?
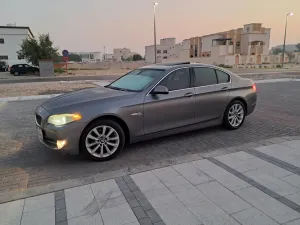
[223,100,246,130]
[14,72,19,76]
[80,119,125,161]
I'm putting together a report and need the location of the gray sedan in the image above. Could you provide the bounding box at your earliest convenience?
[35,62,257,161]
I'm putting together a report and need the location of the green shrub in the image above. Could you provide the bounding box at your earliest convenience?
[54,68,65,74]
[276,64,282,68]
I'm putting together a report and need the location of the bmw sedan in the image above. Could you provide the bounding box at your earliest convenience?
[35,62,257,161]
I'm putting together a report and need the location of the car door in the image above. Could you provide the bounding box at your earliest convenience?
[24,64,32,74]
[17,64,25,74]
[192,66,230,124]
[143,67,195,134]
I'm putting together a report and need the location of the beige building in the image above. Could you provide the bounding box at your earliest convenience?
[187,23,272,65]
[113,48,136,61]
[145,38,190,63]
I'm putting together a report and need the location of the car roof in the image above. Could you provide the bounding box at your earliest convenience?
[141,62,230,72]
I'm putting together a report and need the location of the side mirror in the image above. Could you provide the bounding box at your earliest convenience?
[151,85,169,95]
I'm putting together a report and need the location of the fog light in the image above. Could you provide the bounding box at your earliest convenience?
[57,140,67,149]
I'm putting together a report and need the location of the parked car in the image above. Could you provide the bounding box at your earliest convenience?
[10,64,39,76]
[35,62,257,161]
[0,61,8,72]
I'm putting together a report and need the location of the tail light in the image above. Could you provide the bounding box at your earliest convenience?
[252,84,257,92]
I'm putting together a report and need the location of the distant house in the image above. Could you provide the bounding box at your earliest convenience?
[0,25,34,66]
[270,44,298,53]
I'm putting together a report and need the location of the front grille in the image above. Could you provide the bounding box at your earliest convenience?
[36,114,42,126]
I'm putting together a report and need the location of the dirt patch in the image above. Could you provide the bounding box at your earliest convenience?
[0,82,97,97]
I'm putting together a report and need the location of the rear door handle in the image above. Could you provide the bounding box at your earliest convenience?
[221,87,229,91]
[184,92,194,97]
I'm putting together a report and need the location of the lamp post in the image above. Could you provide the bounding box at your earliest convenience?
[154,2,158,63]
[282,12,293,67]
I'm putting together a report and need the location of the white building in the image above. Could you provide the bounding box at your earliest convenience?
[70,52,102,63]
[113,48,136,61]
[0,25,34,66]
[102,53,114,61]
[145,38,190,63]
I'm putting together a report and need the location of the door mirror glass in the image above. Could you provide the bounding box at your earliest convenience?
[151,85,169,95]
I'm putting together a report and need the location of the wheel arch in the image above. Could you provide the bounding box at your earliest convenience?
[227,97,248,114]
[79,115,130,152]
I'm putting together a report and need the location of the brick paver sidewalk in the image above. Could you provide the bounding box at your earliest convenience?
[1,140,300,225]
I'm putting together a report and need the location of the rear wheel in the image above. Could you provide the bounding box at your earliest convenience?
[14,71,19,76]
[223,100,246,130]
[34,71,39,75]
[80,119,125,161]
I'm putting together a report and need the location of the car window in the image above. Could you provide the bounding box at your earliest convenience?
[108,69,165,92]
[18,65,23,68]
[215,69,230,83]
[159,68,190,91]
[193,67,218,87]
[24,65,30,68]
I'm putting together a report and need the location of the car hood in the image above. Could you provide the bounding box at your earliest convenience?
[42,87,136,111]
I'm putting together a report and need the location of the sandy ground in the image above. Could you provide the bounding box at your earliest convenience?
[0,82,97,97]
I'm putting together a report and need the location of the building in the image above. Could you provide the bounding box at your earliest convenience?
[102,53,114,61]
[145,38,190,63]
[271,44,298,53]
[70,52,102,63]
[0,25,34,66]
[113,48,136,61]
[188,23,271,65]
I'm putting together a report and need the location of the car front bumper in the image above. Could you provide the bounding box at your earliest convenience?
[35,106,87,155]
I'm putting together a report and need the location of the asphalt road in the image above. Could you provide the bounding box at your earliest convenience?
[0,81,300,193]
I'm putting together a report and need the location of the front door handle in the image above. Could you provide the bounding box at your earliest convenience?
[221,87,229,91]
[184,92,194,97]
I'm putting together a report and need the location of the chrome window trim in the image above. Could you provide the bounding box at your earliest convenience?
[146,66,192,95]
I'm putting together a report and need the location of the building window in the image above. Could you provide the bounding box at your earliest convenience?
[157,50,161,54]
[0,38,4,44]
[0,56,8,60]
[236,42,240,47]
[163,56,167,59]
[190,45,193,49]
[229,41,233,45]
[163,50,167,54]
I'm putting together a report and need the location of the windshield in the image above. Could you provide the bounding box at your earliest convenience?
[107,69,165,92]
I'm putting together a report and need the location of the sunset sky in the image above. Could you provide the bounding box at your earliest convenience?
[2,0,300,55]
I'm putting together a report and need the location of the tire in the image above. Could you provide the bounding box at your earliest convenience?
[14,72,19,76]
[223,100,246,130]
[34,71,39,75]
[80,119,125,161]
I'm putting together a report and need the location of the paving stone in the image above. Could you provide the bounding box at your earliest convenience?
[196,181,252,214]
[131,172,165,192]
[172,162,214,185]
[0,199,24,225]
[138,198,153,211]
[132,206,147,219]
[244,169,299,196]
[56,198,66,211]
[282,174,300,188]
[235,187,300,224]
[24,193,54,212]
[192,159,250,191]
[100,203,137,225]
[127,197,140,208]
[138,218,153,225]
[68,212,103,225]
[146,208,162,223]
[56,221,68,225]
[127,182,139,192]
[232,207,279,225]
[21,207,55,225]
[65,184,97,219]
[285,192,300,206]
[55,190,65,201]
[285,219,300,225]
[152,167,190,187]
[56,208,67,223]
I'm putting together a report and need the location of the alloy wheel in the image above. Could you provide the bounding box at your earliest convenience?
[85,125,120,158]
[228,103,244,127]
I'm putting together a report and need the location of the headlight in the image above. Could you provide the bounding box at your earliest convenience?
[48,113,82,126]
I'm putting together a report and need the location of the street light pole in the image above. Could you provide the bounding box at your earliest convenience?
[282,12,293,67]
[154,2,158,64]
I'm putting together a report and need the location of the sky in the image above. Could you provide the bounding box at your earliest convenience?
[1,0,300,55]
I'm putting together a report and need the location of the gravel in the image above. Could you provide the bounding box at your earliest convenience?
[0,82,97,97]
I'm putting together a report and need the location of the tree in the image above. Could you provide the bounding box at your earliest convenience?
[132,54,143,61]
[296,43,300,64]
[17,34,58,66]
[272,48,283,55]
